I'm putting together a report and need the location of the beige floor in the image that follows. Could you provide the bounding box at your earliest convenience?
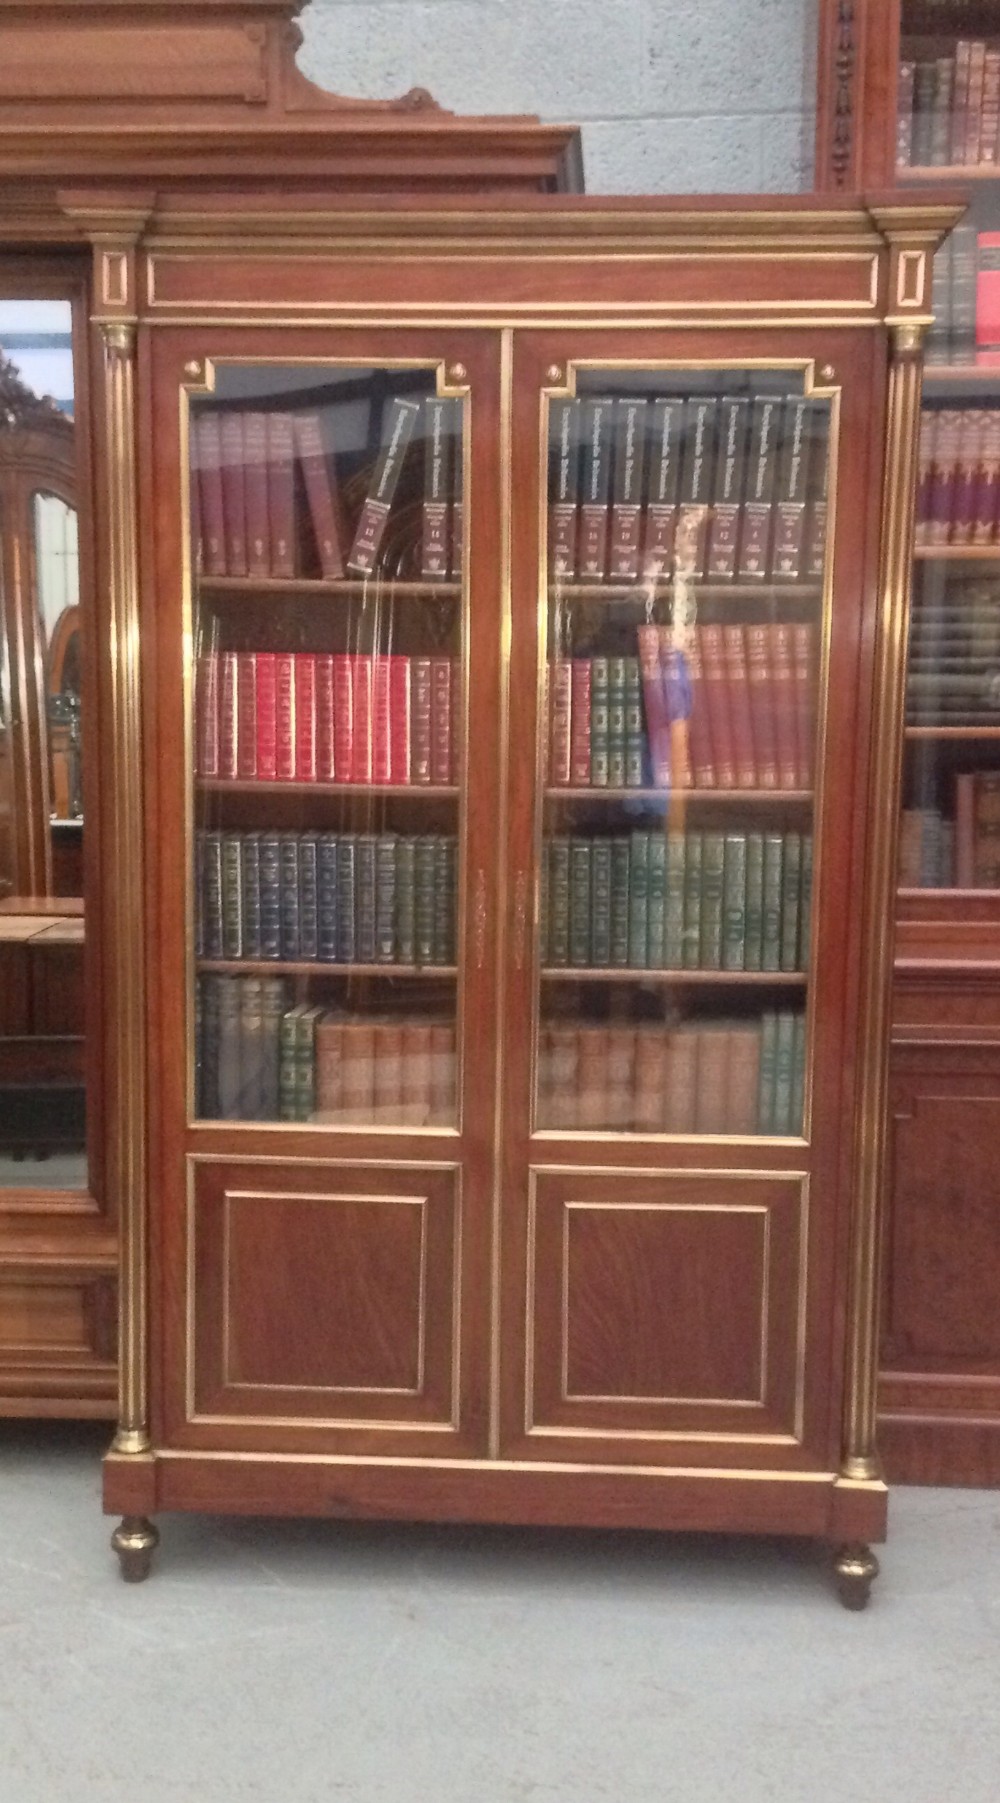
[1,1422,998,1802]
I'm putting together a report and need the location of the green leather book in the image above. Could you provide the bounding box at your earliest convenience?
[761,833,784,973]
[773,1009,795,1132]
[699,831,725,970]
[295,1004,324,1122]
[355,832,378,964]
[221,831,244,961]
[375,832,398,964]
[278,1001,305,1121]
[591,837,613,966]
[548,836,571,966]
[722,832,748,971]
[647,831,667,968]
[414,836,436,967]
[395,836,416,965]
[664,831,686,968]
[590,655,609,787]
[608,656,627,789]
[610,834,631,965]
[744,832,764,972]
[570,837,593,966]
[799,833,813,970]
[624,656,644,788]
[780,831,802,972]
[791,1010,807,1135]
[683,831,703,970]
[757,1011,777,1133]
[202,828,224,960]
[217,975,243,1120]
[628,829,650,967]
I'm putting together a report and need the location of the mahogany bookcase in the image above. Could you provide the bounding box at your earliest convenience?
[817,0,1000,1488]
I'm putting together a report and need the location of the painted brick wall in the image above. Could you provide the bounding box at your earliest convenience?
[298,0,817,194]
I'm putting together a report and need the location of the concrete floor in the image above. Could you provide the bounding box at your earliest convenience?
[1,1424,998,1802]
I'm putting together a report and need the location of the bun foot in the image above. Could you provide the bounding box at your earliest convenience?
[833,1542,879,1611]
[111,1515,159,1583]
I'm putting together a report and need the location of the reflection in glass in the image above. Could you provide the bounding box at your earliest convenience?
[189,364,465,1128]
[538,368,830,1137]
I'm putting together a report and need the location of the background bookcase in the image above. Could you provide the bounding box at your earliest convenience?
[818,0,1000,1485]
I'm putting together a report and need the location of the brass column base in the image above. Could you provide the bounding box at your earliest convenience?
[111,1515,159,1584]
[833,1542,879,1611]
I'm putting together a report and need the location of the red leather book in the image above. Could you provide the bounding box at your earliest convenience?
[195,651,219,777]
[420,396,452,580]
[351,655,373,784]
[914,410,936,547]
[928,409,960,545]
[332,654,354,783]
[254,652,277,781]
[315,654,336,781]
[570,658,592,785]
[744,623,779,789]
[220,410,248,578]
[196,412,227,577]
[681,629,715,788]
[636,625,671,789]
[372,655,393,783]
[657,625,692,791]
[430,656,453,785]
[242,412,270,577]
[722,624,759,788]
[218,651,238,779]
[549,659,573,786]
[697,625,736,789]
[792,624,814,788]
[768,624,799,790]
[267,412,296,578]
[274,654,296,781]
[951,411,982,546]
[389,656,412,784]
[411,656,432,785]
[346,397,421,576]
[293,412,345,580]
[450,658,462,781]
[294,653,317,782]
[236,652,257,779]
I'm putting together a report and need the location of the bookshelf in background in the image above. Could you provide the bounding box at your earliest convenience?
[816,0,1000,1490]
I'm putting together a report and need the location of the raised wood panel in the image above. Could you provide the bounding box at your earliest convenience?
[0,25,268,106]
[0,1270,116,1414]
[189,1158,465,1436]
[520,1168,807,1453]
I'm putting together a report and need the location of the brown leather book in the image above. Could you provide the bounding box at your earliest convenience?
[698,625,736,789]
[726,1025,761,1135]
[606,1025,635,1130]
[576,1026,610,1130]
[314,1017,345,1121]
[267,411,296,578]
[768,624,799,791]
[683,628,716,789]
[373,1020,404,1123]
[722,625,759,789]
[549,659,573,787]
[401,1021,434,1125]
[634,1025,668,1132]
[220,410,248,577]
[663,1026,698,1133]
[694,1027,730,1135]
[340,1022,376,1123]
[294,412,345,579]
[791,624,815,789]
[429,1021,457,1125]
[547,1025,579,1130]
[196,411,227,577]
[346,396,421,576]
[243,411,270,576]
[744,623,780,789]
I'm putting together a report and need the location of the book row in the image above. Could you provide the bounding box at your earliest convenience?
[906,588,1000,724]
[196,977,457,1123]
[537,1012,805,1137]
[900,769,1000,888]
[548,623,816,793]
[193,394,462,583]
[195,830,458,967]
[547,392,828,585]
[540,830,812,974]
[194,651,459,785]
[915,408,1000,544]
[899,42,1000,168]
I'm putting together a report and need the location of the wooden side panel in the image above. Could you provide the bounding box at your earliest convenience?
[0,1269,116,1415]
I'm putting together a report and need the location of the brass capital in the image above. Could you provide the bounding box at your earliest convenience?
[102,320,136,358]
[891,321,925,358]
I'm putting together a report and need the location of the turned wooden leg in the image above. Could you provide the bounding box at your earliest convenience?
[833,1542,879,1611]
[111,1515,159,1583]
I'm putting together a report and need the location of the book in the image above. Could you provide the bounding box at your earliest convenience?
[221,832,244,960]
[333,653,354,784]
[570,837,593,967]
[738,395,780,578]
[294,653,316,782]
[664,1027,698,1134]
[698,624,736,789]
[772,395,810,579]
[315,654,336,782]
[707,395,748,579]
[675,395,716,575]
[570,658,592,787]
[610,835,630,967]
[410,655,432,784]
[431,656,454,785]
[642,397,682,578]
[637,623,672,789]
[549,659,572,787]
[744,623,779,789]
[682,831,703,971]
[609,397,647,579]
[769,624,799,790]
[243,412,270,577]
[259,833,282,960]
[234,652,257,780]
[590,837,612,967]
[389,655,411,785]
[355,833,378,964]
[372,656,392,785]
[608,654,628,789]
[634,1026,668,1133]
[421,395,453,580]
[803,402,830,580]
[664,831,686,968]
[722,833,747,972]
[792,624,814,788]
[780,831,803,972]
[590,655,609,788]
[220,410,248,577]
[761,833,784,973]
[744,832,764,972]
[728,1026,761,1136]
[195,651,220,778]
[294,412,345,579]
[628,829,650,968]
[346,396,420,575]
[266,412,296,579]
[647,831,666,968]
[351,654,373,784]
[694,1029,729,1135]
[722,624,758,789]
[757,1012,777,1134]
[547,837,571,966]
[549,398,579,579]
[197,412,226,577]
[578,396,615,580]
[699,831,725,970]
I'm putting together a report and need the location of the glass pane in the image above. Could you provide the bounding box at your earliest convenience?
[537,369,830,1137]
[189,364,464,1127]
[0,298,87,1188]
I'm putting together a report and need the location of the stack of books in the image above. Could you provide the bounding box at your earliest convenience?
[196,977,457,1123]
[195,650,459,785]
[899,42,1000,168]
[915,408,1000,543]
[196,829,458,967]
[548,622,815,792]
[548,391,828,583]
[192,393,462,583]
[537,1011,806,1135]
[906,582,1000,725]
[541,828,811,973]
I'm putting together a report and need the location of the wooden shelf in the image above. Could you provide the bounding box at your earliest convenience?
[197,961,457,977]
[198,576,461,599]
[913,546,1000,561]
[550,580,821,602]
[546,787,813,803]
[898,163,1000,181]
[905,726,1000,739]
[540,967,807,984]
[197,780,459,798]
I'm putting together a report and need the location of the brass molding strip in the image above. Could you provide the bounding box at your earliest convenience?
[843,322,926,1482]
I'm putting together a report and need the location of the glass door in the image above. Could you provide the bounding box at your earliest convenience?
[498,333,872,1471]
[153,333,502,1456]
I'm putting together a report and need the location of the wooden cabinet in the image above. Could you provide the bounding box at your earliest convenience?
[816,0,1000,1484]
[81,186,956,1607]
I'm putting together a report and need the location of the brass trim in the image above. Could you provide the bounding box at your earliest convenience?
[842,322,927,1481]
[488,327,515,1461]
[153,1445,869,1485]
[143,315,889,334]
[100,319,150,1458]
